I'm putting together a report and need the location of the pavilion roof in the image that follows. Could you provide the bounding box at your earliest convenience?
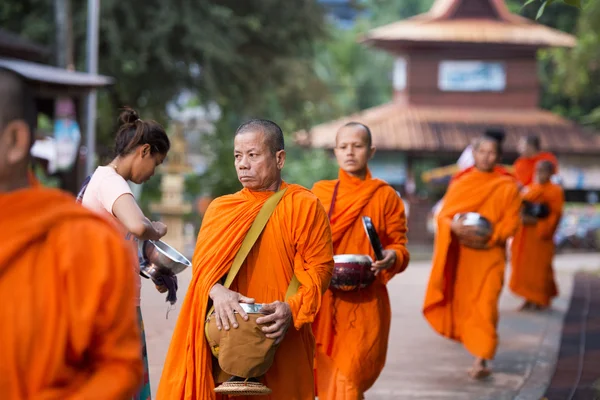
[361,0,576,50]
[296,103,600,155]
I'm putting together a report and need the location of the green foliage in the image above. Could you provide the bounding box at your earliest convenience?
[520,0,583,19]
[283,146,338,189]
[512,0,600,129]
[313,0,434,118]
[552,0,600,118]
[0,0,327,156]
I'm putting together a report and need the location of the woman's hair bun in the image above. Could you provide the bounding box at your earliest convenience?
[118,107,140,125]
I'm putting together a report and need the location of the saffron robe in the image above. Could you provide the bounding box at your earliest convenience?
[513,152,559,186]
[423,169,521,359]
[312,169,410,396]
[0,187,143,399]
[510,182,564,306]
[157,182,334,400]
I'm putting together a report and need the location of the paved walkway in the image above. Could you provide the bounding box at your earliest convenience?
[141,252,599,399]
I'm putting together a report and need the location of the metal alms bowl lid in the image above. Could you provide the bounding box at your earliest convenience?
[238,303,267,314]
[453,212,492,229]
[333,254,373,264]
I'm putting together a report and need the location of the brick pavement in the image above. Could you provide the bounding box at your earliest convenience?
[141,253,600,399]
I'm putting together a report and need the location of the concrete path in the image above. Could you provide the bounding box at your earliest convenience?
[141,253,599,399]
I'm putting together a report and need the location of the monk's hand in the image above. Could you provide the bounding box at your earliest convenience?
[371,250,397,276]
[522,215,538,225]
[209,283,255,331]
[256,301,292,345]
[451,220,479,239]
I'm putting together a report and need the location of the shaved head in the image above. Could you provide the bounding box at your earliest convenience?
[338,122,372,147]
[472,133,502,172]
[235,119,284,155]
[525,135,541,151]
[0,67,38,191]
[473,135,502,155]
[0,68,37,145]
[536,160,555,174]
[535,160,555,184]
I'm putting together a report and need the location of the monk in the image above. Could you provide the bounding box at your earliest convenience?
[510,160,564,310]
[157,119,334,400]
[312,122,410,399]
[514,135,559,187]
[423,134,521,379]
[450,129,513,184]
[0,68,143,398]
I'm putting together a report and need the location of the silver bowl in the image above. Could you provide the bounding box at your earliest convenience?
[239,303,267,314]
[210,303,268,316]
[139,240,191,279]
[453,212,493,237]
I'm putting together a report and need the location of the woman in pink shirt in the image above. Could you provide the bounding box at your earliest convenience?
[80,108,170,400]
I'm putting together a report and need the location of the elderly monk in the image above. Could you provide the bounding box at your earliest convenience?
[157,119,334,400]
[514,135,559,188]
[510,160,564,311]
[423,133,521,379]
[312,122,410,399]
[0,69,143,398]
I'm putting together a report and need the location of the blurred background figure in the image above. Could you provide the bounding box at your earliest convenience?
[0,67,143,399]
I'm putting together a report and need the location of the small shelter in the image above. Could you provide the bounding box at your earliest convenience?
[0,29,114,191]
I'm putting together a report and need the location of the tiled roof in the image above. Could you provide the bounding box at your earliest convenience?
[361,0,576,49]
[296,103,600,155]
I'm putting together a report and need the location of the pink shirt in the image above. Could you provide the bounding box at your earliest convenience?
[81,166,141,306]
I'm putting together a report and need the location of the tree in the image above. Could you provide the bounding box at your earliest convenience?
[522,0,583,19]
[0,0,328,156]
[551,0,600,128]
[313,0,435,118]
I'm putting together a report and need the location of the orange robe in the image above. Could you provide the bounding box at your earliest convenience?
[0,186,143,399]
[451,165,514,184]
[157,182,333,400]
[311,169,410,398]
[423,169,521,360]
[510,183,564,306]
[513,152,559,186]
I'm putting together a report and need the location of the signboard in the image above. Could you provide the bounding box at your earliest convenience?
[438,61,506,92]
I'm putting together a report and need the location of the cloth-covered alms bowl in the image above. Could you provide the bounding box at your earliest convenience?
[330,254,375,292]
[205,303,276,396]
[139,240,191,280]
[453,212,493,241]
